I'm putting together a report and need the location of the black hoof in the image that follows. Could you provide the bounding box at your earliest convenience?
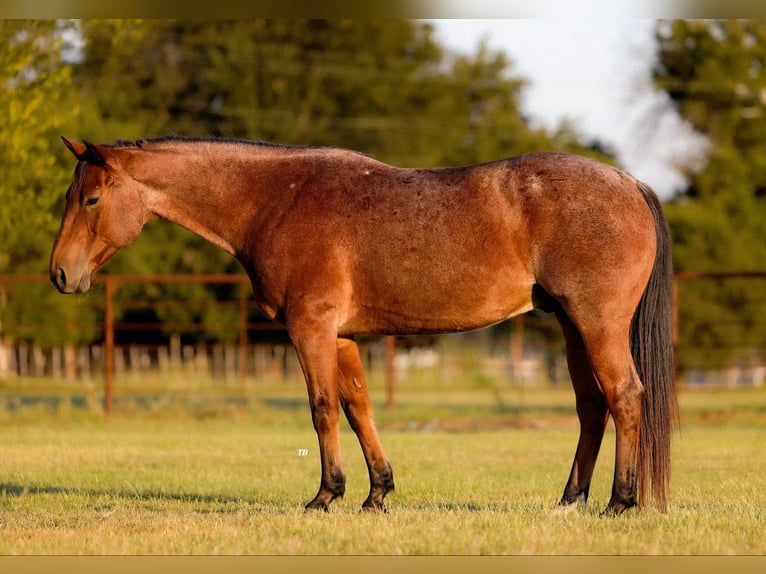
[556,491,587,513]
[361,500,388,513]
[600,500,634,517]
[304,501,330,512]
[304,489,342,512]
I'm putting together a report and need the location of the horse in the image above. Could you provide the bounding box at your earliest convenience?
[50,135,676,516]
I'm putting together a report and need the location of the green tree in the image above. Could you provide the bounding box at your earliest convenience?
[0,20,100,347]
[653,20,766,373]
[66,20,613,343]
[0,20,79,274]
[3,19,617,350]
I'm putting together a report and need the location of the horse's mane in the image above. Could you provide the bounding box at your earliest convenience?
[107,135,325,153]
[100,135,380,164]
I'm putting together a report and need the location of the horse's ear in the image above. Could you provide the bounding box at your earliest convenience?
[61,136,88,159]
[61,136,109,167]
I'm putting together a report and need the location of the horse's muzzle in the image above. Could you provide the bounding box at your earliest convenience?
[51,264,91,294]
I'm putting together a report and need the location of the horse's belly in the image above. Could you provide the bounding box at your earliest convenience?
[339,277,535,336]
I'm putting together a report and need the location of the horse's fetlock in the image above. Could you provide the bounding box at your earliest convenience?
[328,468,346,496]
[376,462,395,493]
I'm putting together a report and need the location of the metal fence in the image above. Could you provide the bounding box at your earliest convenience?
[1,272,764,414]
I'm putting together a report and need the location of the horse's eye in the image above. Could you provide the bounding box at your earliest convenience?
[84,196,100,207]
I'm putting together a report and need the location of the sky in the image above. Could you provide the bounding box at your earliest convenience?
[429,19,708,199]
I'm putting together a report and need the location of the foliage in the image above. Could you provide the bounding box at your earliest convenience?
[6,19,761,372]
[655,20,766,271]
[0,21,101,345]
[0,20,79,274]
[653,20,766,371]
[3,19,610,347]
[69,20,612,283]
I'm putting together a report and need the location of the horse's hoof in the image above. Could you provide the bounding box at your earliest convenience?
[553,501,583,515]
[554,492,586,514]
[600,502,633,517]
[304,501,330,513]
[361,502,387,513]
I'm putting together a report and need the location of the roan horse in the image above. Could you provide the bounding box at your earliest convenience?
[50,136,676,516]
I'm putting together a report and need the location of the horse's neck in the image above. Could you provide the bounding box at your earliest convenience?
[126,148,256,256]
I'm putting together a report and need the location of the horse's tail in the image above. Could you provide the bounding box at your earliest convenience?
[631,182,678,512]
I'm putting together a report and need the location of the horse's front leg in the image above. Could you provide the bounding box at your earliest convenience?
[288,315,346,512]
[337,337,394,512]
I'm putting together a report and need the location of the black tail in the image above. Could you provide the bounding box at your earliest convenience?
[631,182,678,511]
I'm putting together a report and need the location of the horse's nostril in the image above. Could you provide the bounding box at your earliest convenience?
[57,267,67,289]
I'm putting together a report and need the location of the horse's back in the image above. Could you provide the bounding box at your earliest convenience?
[347,151,655,286]
[331,153,653,335]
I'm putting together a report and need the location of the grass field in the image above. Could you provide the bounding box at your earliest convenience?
[1,372,765,555]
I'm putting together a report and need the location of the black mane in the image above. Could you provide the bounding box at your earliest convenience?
[101,135,377,161]
[110,135,318,152]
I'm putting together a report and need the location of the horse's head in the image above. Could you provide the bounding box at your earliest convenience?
[50,137,149,293]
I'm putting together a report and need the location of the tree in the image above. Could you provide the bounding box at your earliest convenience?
[65,20,612,344]
[0,20,79,274]
[654,20,766,270]
[0,21,101,347]
[653,20,766,372]
[3,19,617,349]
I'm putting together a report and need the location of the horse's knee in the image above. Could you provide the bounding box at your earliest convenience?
[310,394,339,432]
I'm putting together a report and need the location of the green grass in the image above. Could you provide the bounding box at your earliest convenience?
[1,375,765,554]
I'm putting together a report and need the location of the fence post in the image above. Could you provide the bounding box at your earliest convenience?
[238,279,248,403]
[510,315,525,379]
[386,336,395,411]
[511,315,525,412]
[104,276,115,418]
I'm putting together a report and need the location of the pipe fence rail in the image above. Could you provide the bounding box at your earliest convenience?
[1,271,764,416]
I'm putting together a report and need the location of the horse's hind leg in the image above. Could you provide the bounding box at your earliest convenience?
[337,337,395,511]
[570,314,645,516]
[556,309,610,511]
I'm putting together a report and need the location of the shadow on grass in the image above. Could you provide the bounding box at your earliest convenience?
[261,397,306,410]
[2,482,587,518]
[0,481,300,513]
[1,390,576,416]
[0,481,527,515]
[1,395,96,411]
